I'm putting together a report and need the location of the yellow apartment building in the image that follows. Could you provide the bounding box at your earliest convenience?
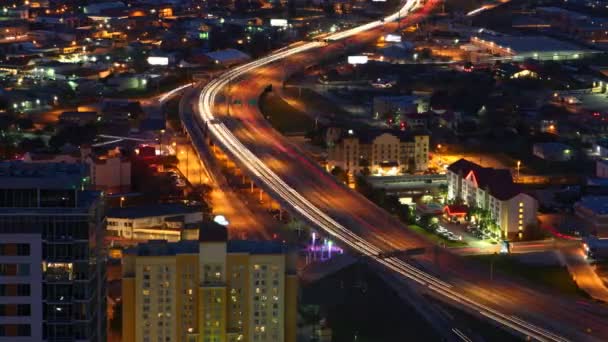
[122,222,297,342]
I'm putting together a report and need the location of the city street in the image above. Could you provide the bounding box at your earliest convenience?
[184,1,608,340]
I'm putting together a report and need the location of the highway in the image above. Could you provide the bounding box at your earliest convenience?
[183,0,608,340]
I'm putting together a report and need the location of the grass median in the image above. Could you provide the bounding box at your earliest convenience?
[467,254,586,298]
[258,91,315,135]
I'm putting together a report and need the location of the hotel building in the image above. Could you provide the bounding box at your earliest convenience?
[122,222,297,342]
[0,161,106,341]
[447,159,538,237]
[327,129,429,175]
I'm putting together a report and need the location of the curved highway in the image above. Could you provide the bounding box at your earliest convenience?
[185,1,608,341]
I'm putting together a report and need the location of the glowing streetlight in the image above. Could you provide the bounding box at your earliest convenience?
[516,160,521,180]
[120,196,125,208]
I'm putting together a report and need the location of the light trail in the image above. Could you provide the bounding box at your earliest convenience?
[158,83,194,103]
[190,1,571,340]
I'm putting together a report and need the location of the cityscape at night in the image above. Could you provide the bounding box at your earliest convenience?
[1,0,608,341]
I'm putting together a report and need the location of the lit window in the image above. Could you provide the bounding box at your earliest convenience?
[519,202,524,207]
[519,220,523,225]
[143,289,150,296]
[518,214,523,219]
[518,225,523,231]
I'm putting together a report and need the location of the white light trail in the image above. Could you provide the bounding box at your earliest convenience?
[190,1,571,340]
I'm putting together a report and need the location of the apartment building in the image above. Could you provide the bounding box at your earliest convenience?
[327,129,429,176]
[0,161,105,341]
[447,159,538,237]
[122,222,297,342]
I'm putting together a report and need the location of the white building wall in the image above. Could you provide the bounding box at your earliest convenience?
[0,234,43,342]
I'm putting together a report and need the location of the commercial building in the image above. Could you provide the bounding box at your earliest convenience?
[106,204,203,242]
[327,129,429,176]
[466,34,596,62]
[447,159,538,237]
[122,222,297,342]
[574,196,608,236]
[0,161,105,341]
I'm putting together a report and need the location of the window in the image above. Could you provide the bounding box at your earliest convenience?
[0,304,30,316]
[0,284,29,296]
[0,244,29,256]
[0,324,30,336]
[0,264,29,276]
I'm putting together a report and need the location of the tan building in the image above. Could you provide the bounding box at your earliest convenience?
[447,159,538,238]
[327,130,429,175]
[122,222,297,342]
[85,147,131,193]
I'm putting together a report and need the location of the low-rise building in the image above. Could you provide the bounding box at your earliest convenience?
[597,159,608,178]
[204,48,251,67]
[372,95,428,119]
[447,159,538,237]
[106,203,203,241]
[532,142,573,161]
[121,222,297,342]
[467,34,596,61]
[327,129,429,175]
[575,196,608,236]
[85,148,131,193]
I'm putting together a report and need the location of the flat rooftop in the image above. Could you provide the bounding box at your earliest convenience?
[577,196,608,215]
[475,34,592,54]
[0,161,87,190]
[125,239,287,257]
[106,203,202,219]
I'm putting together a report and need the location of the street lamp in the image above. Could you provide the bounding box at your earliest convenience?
[120,196,125,208]
[516,160,521,180]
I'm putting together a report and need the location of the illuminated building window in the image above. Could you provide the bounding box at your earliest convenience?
[518,225,523,231]
[142,289,150,296]
[519,214,523,219]
[519,208,523,213]
[519,220,523,225]
[519,202,524,207]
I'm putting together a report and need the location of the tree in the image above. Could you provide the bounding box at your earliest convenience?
[359,159,371,176]
[330,166,349,184]
[419,48,432,60]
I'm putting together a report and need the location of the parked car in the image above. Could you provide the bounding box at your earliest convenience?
[447,232,462,241]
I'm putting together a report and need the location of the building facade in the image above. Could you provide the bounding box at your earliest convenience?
[85,147,131,194]
[574,196,608,236]
[0,161,105,341]
[447,159,538,237]
[122,222,297,342]
[106,204,203,242]
[327,130,429,176]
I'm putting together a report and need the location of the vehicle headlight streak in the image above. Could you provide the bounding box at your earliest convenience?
[193,1,570,341]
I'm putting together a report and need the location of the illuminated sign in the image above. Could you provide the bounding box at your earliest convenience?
[270,19,288,27]
[385,34,402,42]
[147,56,169,66]
[348,55,368,65]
